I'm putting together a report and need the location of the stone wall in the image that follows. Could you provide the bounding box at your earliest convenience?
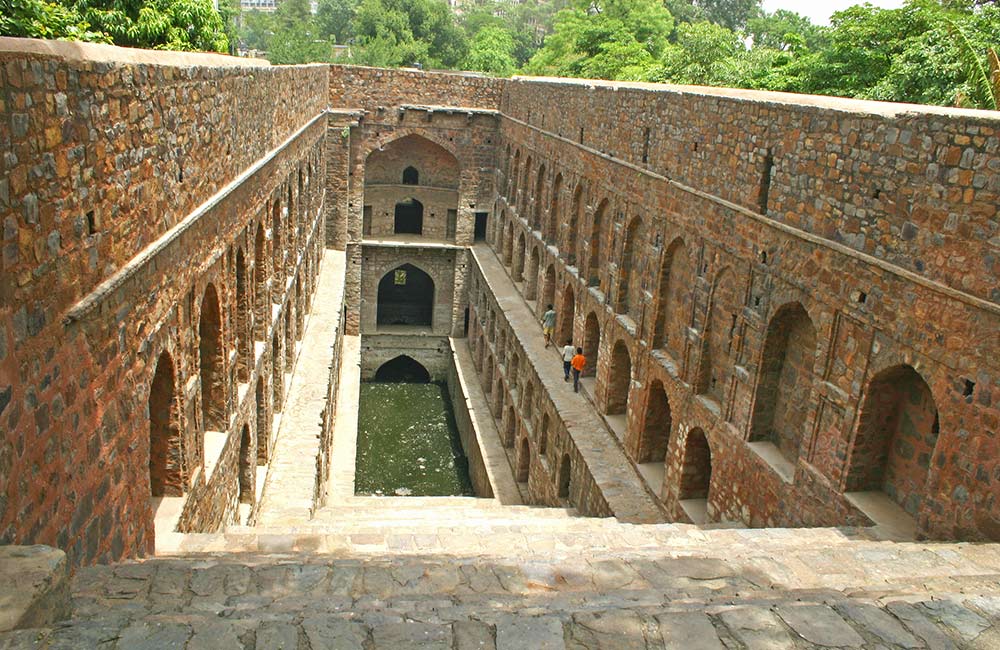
[444,343,495,500]
[360,335,452,382]
[0,39,329,565]
[494,78,1000,540]
[329,65,503,112]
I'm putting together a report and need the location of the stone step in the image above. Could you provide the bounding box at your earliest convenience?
[7,550,996,649]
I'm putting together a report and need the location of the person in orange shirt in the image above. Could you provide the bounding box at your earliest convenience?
[570,347,586,393]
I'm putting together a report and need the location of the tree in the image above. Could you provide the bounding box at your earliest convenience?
[352,0,467,68]
[656,20,742,84]
[465,25,517,76]
[316,0,359,44]
[0,0,107,42]
[747,9,824,51]
[692,0,762,31]
[70,0,229,52]
[524,0,674,79]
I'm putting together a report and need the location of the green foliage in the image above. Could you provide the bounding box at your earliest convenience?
[316,0,359,44]
[352,0,467,68]
[691,0,762,31]
[0,0,108,42]
[464,25,516,76]
[524,0,674,79]
[71,0,229,52]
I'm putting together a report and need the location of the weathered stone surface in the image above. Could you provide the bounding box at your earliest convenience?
[835,601,922,648]
[453,621,496,650]
[0,546,70,632]
[372,622,452,650]
[657,612,725,650]
[775,604,863,648]
[495,616,564,650]
[301,616,366,650]
[719,608,795,650]
[255,622,299,650]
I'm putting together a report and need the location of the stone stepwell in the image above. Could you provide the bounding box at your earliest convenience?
[2,514,1000,649]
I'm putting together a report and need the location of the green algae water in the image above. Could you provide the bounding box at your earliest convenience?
[356,382,474,496]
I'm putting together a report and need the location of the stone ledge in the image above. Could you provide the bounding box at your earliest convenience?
[0,36,271,68]
[0,546,70,632]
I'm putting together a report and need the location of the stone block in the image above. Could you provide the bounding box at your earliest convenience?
[0,546,70,632]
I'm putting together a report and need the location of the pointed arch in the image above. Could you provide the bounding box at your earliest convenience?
[541,264,556,315]
[587,199,608,288]
[539,413,550,456]
[271,199,283,284]
[199,283,225,432]
[680,428,712,501]
[510,148,521,199]
[557,283,576,348]
[505,404,517,448]
[525,246,541,300]
[513,232,527,282]
[617,216,642,316]
[255,378,268,464]
[149,351,183,497]
[236,247,251,383]
[583,311,601,378]
[697,267,740,403]
[532,164,546,231]
[638,380,672,464]
[566,182,584,266]
[374,355,431,383]
[253,222,267,341]
[607,340,632,415]
[653,237,692,358]
[750,302,818,464]
[239,424,253,505]
[521,155,533,215]
[377,263,434,327]
[546,172,562,244]
[558,453,572,500]
[848,365,940,516]
[517,436,531,483]
[402,166,419,185]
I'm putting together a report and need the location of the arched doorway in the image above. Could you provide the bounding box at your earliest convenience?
[239,424,253,504]
[149,351,182,497]
[532,164,546,231]
[255,379,268,464]
[558,454,571,500]
[557,284,575,347]
[697,268,739,403]
[617,217,641,315]
[199,284,225,432]
[377,264,434,327]
[402,166,419,185]
[847,365,940,517]
[505,405,517,448]
[374,355,431,383]
[253,223,267,341]
[583,312,601,377]
[587,199,608,288]
[607,340,631,415]
[484,356,494,395]
[652,238,692,359]
[566,183,583,266]
[513,232,527,282]
[546,173,562,244]
[271,199,282,283]
[679,428,713,523]
[539,413,550,456]
[638,380,672,464]
[236,248,250,383]
[750,302,817,464]
[525,246,540,300]
[541,265,556,315]
[517,436,531,483]
[394,198,424,235]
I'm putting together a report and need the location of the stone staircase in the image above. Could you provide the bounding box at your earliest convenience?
[4,518,1000,648]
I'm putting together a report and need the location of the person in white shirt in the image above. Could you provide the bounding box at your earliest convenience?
[562,340,575,382]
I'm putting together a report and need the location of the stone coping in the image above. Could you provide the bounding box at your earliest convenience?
[0,36,274,67]
[510,74,1000,120]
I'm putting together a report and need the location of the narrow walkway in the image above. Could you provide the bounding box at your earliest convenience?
[325,333,360,505]
[450,338,523,505]
[255,249,346,527]
[472,244,666,524]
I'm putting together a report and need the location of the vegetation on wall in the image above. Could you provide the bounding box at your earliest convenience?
[2,0,998,109]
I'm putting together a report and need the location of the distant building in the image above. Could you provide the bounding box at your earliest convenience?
[241,0,280,12]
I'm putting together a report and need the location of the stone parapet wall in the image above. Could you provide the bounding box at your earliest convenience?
[329,65,503,111]
[0,39,328,565]
[502,76,1000,306]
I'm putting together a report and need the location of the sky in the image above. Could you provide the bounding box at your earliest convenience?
[761,0,907,25]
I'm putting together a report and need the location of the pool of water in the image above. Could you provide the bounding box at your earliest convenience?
[355,382,474,497]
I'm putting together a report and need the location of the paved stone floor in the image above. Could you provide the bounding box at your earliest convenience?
[2,532,998,649]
